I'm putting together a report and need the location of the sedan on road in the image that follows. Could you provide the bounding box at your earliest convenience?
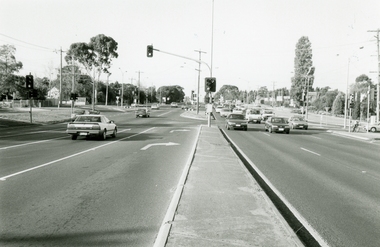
[151,103,160,110]
[364,122,380,132]
[67,114,117,140]
[288,115,308,130]
[135,109,150,118]
[220,108,232,117]
[225,113,248,131]
[264,117,290,134]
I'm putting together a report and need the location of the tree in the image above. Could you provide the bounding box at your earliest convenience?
[157,85,185,103]
[65,34,118,109]
[214,85,239,103]
[332,92,345,115]
[291,36,314,106]
[0,45,23,99]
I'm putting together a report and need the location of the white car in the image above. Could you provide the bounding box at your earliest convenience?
[215,105,224,113]
[151,103,160,110]
[364,122,380,132]
[261,108,275,121]
[66,114,117,140]
[245,108,262,123]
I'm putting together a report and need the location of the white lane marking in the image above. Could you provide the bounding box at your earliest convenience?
[157,111,173,117]
[0,127,155,181]
[0,129,131,150]
[170,129,190,133]
[310,136,321,140]
[300,147,321,156]
[0,137,68,150]
[262,132,270,136]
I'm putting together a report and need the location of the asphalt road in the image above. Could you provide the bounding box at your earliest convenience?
[0,108,202,247]
[215,112,380,247]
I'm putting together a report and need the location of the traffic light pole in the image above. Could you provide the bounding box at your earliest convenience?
[150,47,213,127]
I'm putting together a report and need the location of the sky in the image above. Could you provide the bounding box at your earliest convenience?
[1,0,379,99]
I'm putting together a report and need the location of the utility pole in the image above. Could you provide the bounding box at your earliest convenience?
[195,49,206,114]
[368,29,380,122]
[136,71,143,105]
[59,47,63,108]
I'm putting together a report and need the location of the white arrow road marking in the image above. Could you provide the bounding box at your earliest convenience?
[170,129,190,133]
[141,142,179,151]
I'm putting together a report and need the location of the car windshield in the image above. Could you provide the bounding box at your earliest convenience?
[249,109,260,114]
[293,117,304,121]
[230,114,245,119]
[265,110,273,114]
[76,116,101,122]
[272,118,286,123]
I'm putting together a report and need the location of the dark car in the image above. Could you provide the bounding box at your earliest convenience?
[288,115,308,130]
[264,117,290,134]
[225,113,248,131]
[135,109,150,118]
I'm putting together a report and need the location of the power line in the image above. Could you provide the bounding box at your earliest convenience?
[0,33,54,51]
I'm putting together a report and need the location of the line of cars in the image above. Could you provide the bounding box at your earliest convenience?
[215,104,308,134]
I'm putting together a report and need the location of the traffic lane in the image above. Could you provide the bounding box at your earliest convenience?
[0,108,191,179]
[224,126,380,247]
[0,125,199,246]
[0,126,138,179]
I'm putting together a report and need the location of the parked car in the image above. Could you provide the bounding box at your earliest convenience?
[225,113,248,131]
[151,103,160,110]
[135,109,150,118]
[219,108,232,117]
[66,114,117,140]
[245,108,262,123]
[364,122,380,132]
[170,102,178,108]
[264,117,290,134]
[288,115,308,130]
[261,108,275,120]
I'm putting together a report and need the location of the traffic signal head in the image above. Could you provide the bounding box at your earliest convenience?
[25,75,34,89]
[349,93,354,102]
[70,93,78,101]
[147,45,153,57]
[205,77,216,92]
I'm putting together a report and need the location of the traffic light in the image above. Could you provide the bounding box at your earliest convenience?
[28,89,37,98]
[349,93,354,102]
[70,93,78,101]
[25,75,34,89]
[147,45,153,57]
[374,88,378,101]
[205,77,216,92]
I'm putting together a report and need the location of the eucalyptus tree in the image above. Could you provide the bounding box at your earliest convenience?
[291,36,314,106]
[0,45,23,99]
[65,34,118,109]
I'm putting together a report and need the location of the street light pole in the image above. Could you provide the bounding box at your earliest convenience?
[195,50,206,114]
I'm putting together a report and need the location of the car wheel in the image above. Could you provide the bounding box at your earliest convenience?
[244,127,247,131]
[111,128,117,138]
[100,130,107,140]
[269,127,272,133]
[304,126,308,130]
[286,130,290,134]
[370,127,376,132]
[71,135,78,140]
